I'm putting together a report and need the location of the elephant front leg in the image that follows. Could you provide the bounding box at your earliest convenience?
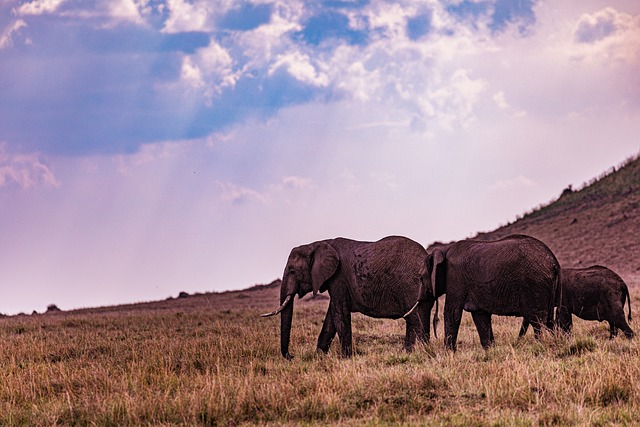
[556,306,573,335]
[444,304,463,351]
[331,302,353,358]
[317,306,337,354]
[403,312,421,352]
[471,312,495,349]
[418,300,433,343]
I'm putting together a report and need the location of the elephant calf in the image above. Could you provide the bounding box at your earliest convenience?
[520,265,634,339]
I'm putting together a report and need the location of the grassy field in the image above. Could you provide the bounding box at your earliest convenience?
[1,286,639,426]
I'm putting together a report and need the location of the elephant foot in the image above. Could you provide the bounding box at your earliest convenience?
[282,352,294,361]
[315,347,328,356]
[340,349,353,358]
[480,341,495,350]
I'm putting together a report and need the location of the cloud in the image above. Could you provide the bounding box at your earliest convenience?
[0,19,26,49]
[162,0,211,33]
[423,69,487,130]
[218,181,267,205]
[571,7,640,62]
[491,175,535,191]
[493,90,508,109]
[1,0,636,160]
[105,0,146,25]
[180,39,237,101]
[269,51,329,87]
[574,7,624,44]
[15,0,65,15]
[0,144,59,189]
[280,176,314,191]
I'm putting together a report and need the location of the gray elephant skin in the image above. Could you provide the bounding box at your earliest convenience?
[261,236,433,359]
[520,265,634,339]
[406,234,560,351]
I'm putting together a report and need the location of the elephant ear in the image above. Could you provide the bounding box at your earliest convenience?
[311,242,339,296]
[430,249,445,299]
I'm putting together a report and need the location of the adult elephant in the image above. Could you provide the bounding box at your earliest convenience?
[261,236,433,359]
[519,265,633,339]
[405,234,560,351]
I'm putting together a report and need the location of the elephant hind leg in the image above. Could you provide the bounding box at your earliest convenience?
[610,313,634,339]
[608,320,618,339]
[518,319,529,338]
[471,312,494,349]
[529,317,546,340]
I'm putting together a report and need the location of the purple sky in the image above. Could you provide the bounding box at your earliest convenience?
[1,0,639,314]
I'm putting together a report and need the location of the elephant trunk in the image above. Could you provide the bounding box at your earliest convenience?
[280,292,295,360]
[432,297,439,340]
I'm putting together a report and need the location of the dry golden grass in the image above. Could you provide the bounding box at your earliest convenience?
[2,285,639,426]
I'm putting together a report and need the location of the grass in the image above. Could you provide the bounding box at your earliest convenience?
[1,289,640,426]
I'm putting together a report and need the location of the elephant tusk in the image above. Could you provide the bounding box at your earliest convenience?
[403,300,420,319]
[260,294,292,317]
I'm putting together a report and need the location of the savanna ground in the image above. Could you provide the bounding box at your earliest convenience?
[1,283,639,426]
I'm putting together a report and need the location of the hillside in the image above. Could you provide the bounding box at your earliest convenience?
[453,153,640,286]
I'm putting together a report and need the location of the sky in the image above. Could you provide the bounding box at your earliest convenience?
[0,0,639,314]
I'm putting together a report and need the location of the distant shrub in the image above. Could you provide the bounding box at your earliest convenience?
[46,304,62,313]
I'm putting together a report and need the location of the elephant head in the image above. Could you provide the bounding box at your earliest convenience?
[261,241,339,359]
[404,249,445,338]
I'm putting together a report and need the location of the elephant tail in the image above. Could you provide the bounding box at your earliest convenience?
[550,266,561,330]
[625,285,632,322]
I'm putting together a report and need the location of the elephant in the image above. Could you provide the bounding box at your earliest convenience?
[405,234,560,351]
[261,236,434,359]
[519,265,633,339]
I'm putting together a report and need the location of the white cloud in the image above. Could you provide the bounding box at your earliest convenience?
[270,51,329,87]
[491,175,535,191]
[0,144,59,189]
[0,19,26,49]
[217,181,267,205]
[180,40,237,102]
[423,68,487,130]
[106,0,146,25]
[575,7,626,43]
[570,7,640,62]
[15,0,65,15]
[162,0,211,33]
[493,90,509,109]
[280,176,314,191]
[115,141,189,175]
